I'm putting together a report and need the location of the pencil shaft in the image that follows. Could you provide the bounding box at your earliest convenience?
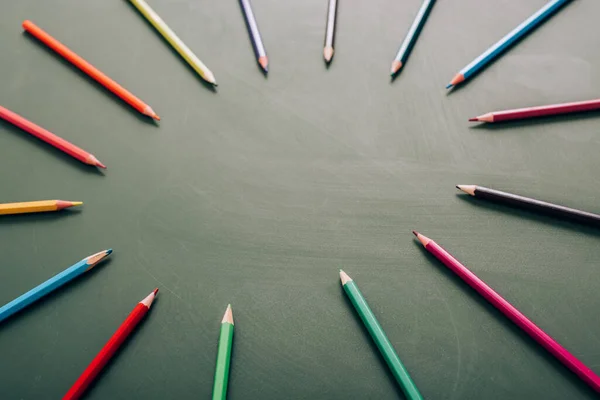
[0,251,110,323]
[421,237,600,392]
[0,200,63,215]
[393,0,435,65]
[324,0,338,49]
[128,0,216,84]
[453,0,571,84]
[343,281,423,400]
[212,322,234,400]
[0,105,102,167]
[484,99,600,122]
[22,21,156,119]
[239,0,267,60]
[472,186,600,225]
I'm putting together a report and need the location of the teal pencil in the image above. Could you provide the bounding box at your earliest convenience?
[340,270,423,400]
[212,305,234,400]
[0,250,112,323]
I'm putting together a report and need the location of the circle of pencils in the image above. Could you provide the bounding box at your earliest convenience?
[127,0,217,86]
[446,0,573,89]
[390,0,436,77]
[340,270,423,400]
[457,185,600,226]
[0,200,82,215]
[413,232,600,392]
[0,250,112,324]
[63,289,159,400]
[323,0,338,64]
[212,305,234,400]
[469,98,600,123]
[22,20,160,120]
[239,0,269,73]
[0,105,106,169]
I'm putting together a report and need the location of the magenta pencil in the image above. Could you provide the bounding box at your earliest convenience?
[413,231,600,392]
[470,98,600,123]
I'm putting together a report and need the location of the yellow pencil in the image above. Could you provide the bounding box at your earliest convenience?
[0,200,82,216]
[128,0,217,85]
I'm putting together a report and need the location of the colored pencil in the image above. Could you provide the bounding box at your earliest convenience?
[63,289,159,400]
[340,271,423,400]
[413,231,600,392]
[0,250,112,324]
[390,0,436,76]
[457,185,600,226]
[0,200,82,215]
[212,305,234,400]
[323,0,338,64]
[239,0,269,73]
[128,0,217,86]
[470,98,600,123]
[0,105,106,169]
[22,20,159,120]
[446,0,572,89]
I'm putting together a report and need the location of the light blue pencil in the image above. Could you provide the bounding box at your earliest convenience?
[0,249,112,323]
[447,0,572,88]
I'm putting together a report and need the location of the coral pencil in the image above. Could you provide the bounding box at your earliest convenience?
[0,200,82,215]
[128,0,217,85]
[413,231,600,393]
[22,20,159,120]
[470,98,600,123]
[0,105,106,168]
[63,289,159,400]
[0,250,112,324]
[446,0,572,89]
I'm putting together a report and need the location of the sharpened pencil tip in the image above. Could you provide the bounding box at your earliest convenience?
[96,161,107,169]
[456,185,476,195]
[106,249,113,255]
[390,60,403,75]
[258,56,269,73]
[412,230,418,237]
[153,288,159,295]
[153,114,161,121]
[324,47,334,63]
[446,83,454,89]
[468,118,478,122]
[222,304,234,324]
[413,231,431,246]
[339,270,352,285]
[71,201,83,207]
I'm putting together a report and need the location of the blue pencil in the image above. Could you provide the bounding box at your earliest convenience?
[391,0,436,76]
[0,249,112,323]
[446,0,573,89]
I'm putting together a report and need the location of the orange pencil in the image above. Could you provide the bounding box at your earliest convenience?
[22,20,159,120]
[0,200,82,216]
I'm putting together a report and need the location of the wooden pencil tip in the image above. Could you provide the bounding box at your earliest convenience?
[96,161,107,169]
[448,73,465,88]
[71,201,83,207]
[468,117,478,122]
[258,56,269,72]
[141,289,158,308]
[222,304,234,325]
[153,114,161,121]
[85,249,113,269]
[324,47,334,63]
[339,270,353,285]
[456,185,476,196]
[390,60,403,75]
[413,231,431,247]
[56,200,82,210]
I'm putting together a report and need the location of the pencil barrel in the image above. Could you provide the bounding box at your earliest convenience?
[212,322,234,400]
[494,100,600,122]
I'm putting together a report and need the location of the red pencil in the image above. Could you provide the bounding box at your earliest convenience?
[0,105,105,169]
[413,231,600,393]
[470,98,600,123]
[63,289,158,400]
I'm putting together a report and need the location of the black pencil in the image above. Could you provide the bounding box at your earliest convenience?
[457,185,600,226]
[239,0,268,73]
[323,0,338,64]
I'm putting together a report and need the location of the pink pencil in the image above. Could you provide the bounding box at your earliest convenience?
[469,98,600,123]
[413,231,600,392]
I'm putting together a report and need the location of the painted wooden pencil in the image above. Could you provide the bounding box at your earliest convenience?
[212,305,234,400]
[0,250,112,324]
[457,185,600,226]
[239,0,268,73]
[340,271,423,400]
[323,0,338,64]
[63,289,158,400]
[470,98,600,123]
[22,20,159,120]
[413,231,600,392]
[446,0,572,89]
[0,200,82,215]
[128,0,217,85]
[0,105,106,168]
[390,0,436,76]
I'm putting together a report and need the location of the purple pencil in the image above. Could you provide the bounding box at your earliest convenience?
[414,231,600,393]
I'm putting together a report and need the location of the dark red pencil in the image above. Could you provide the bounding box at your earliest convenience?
[470,98,600,123]
[63,289,158,400]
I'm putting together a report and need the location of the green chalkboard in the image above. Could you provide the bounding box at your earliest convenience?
[1,0,599,399]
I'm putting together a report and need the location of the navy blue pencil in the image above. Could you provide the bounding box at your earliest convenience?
[391,0,436,76]
[239,0,268,73]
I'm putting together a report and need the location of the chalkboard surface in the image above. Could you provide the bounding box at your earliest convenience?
[1,1,599,399]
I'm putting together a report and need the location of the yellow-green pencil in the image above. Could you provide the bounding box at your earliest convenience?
[128,0,217,85]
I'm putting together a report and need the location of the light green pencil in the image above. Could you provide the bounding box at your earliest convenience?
[340,270,423,400]
[212,304,234,400]
[128,0,217,85]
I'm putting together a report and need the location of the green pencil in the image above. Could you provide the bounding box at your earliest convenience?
[212,305,234,400]
[340,270,423,400]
